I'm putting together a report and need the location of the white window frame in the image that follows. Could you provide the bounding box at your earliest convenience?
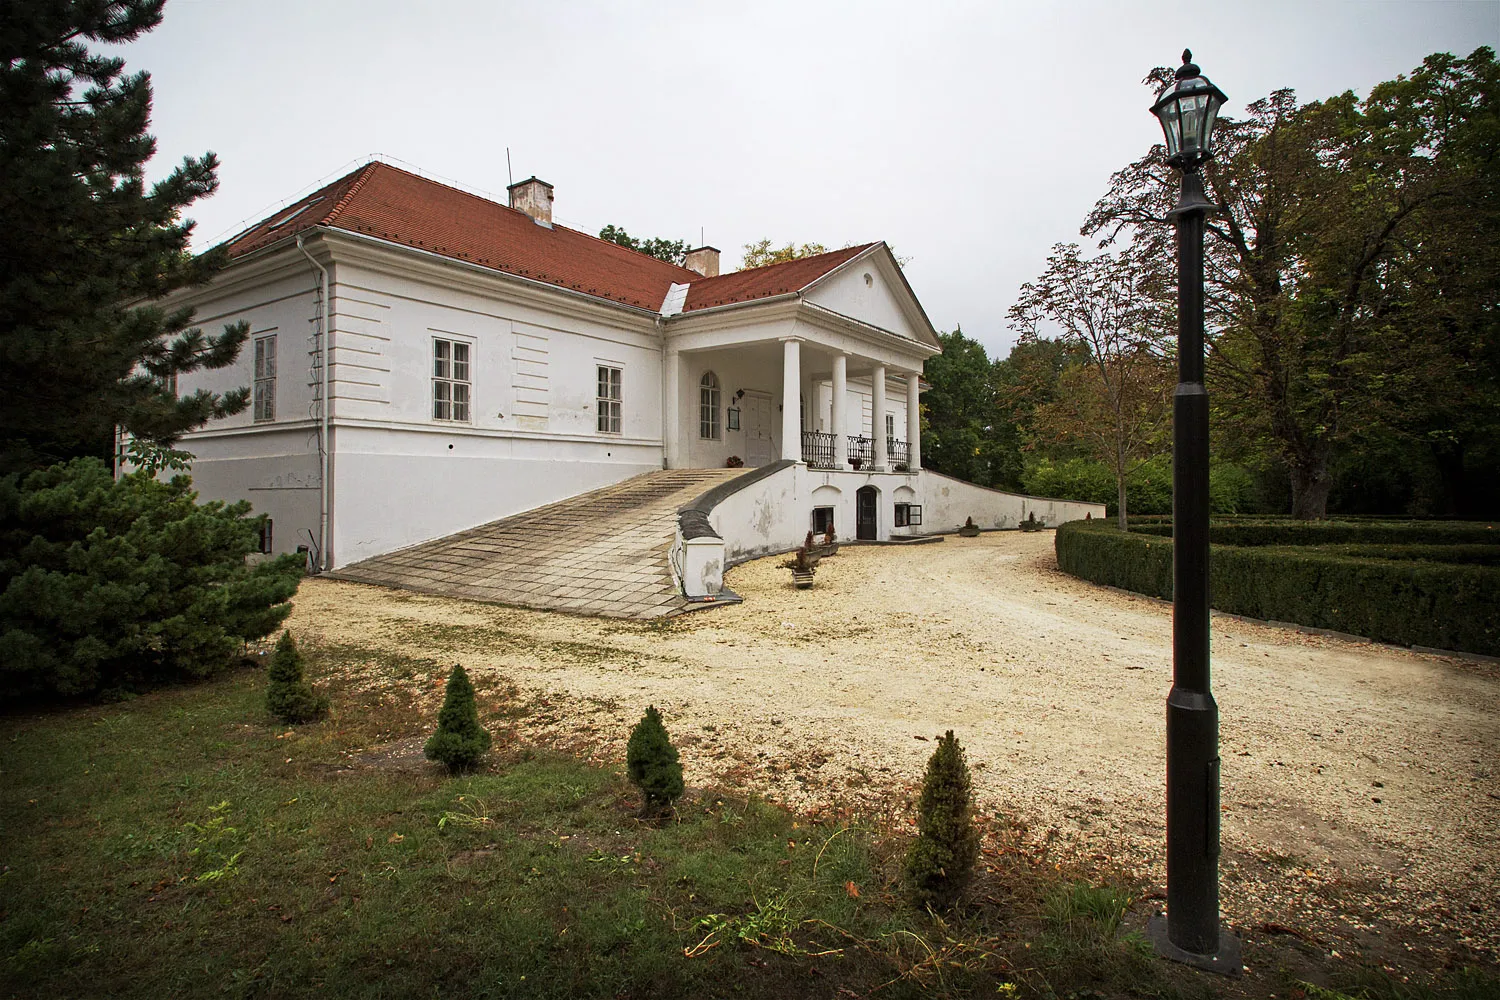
[894,503,922,527]
[253,334,277,422]
[699,371,721,440]
[812,506,835,535]
[432,337,472,422]
[597,365,622,434]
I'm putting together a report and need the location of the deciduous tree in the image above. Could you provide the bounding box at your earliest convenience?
[1084,48,1499,518]
[1008,245,1174,528]
[597,224,692,265]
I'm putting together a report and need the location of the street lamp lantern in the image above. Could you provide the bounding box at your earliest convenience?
[1145,49,1242,977]
[1151,50,1227,168]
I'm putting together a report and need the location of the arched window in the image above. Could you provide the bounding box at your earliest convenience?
[699,371,721,440]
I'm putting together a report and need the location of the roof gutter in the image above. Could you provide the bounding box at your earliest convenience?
[296,233,332,573]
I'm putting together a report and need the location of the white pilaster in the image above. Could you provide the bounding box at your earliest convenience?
[781,338,802,462]
[831,353,848,469]
[906,371,922,471]
[663,349,682,468]
[871,365,887,470]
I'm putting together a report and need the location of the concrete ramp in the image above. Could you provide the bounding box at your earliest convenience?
[330,469,742,619]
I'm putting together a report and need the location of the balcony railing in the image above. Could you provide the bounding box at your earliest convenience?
[801,430,836,468]
[846,435,872,467]
[887,437,910,467]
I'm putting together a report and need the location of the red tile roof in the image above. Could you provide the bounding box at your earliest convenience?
[679,244,877,312]
[220,161,879,316]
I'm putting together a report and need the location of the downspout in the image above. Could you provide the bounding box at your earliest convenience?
[296,233,332,572]
[657,315,668,469]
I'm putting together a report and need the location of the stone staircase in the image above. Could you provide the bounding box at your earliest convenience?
[329,468,743,619]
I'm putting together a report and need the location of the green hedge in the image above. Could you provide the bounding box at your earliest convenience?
[1055,520,1500,656]
[1126,519,1499,547]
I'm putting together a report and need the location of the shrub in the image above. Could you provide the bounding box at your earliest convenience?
[904,730,980,910]
[265,631,328,723]
[0,458,302,701]
[424,664,491,773]
[626,705,684,815]
[1054,519,1500,655]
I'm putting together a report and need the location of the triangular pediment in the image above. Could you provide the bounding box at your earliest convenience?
[800,245,941,349]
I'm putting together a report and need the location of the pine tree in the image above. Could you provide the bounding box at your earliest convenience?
[265,631,327,724]
[0,0,250,474]
[0,459,302,701]
[904,730,980,910]
[626,705,684,815]
[424,665,491,773]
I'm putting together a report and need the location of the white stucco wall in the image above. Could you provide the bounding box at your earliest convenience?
[178,426,322,560]
[332,261,663,440]
[675,343,789,470]
[809,376,910,442]
[171,267,325,558]
[331,425,657,565]
[914,471,1104,531]
[707,464,806,563]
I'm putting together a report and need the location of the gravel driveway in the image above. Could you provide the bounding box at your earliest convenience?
[290,530,1500,961]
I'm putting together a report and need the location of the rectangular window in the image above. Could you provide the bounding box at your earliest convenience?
[812,506,835,535]
[597,365,622,433]
[894,503,922,527]
[253,335,276,422]
[258,518,274,554]
[886,413,895,438]
[433,338,472,422]
[699,373,721,440]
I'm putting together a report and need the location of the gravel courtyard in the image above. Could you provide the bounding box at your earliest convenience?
[289,531,1500,961]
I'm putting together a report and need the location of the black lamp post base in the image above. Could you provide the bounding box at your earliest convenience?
[1146,912,1242,977]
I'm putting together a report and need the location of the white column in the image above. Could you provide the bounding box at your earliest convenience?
[906,371,922,471]
[831,353,848,468]
[781,339,802,462]
[871,365,887,470]
[663,349,681,468]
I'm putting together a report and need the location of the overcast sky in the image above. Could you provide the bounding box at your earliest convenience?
[123,0,1497,356]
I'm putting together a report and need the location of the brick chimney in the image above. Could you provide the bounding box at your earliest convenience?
[507,176,554,228]
[683,246,720,277]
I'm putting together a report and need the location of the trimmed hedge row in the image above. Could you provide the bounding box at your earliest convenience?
[1055,520,1500,656]
[1127,518,1499,547]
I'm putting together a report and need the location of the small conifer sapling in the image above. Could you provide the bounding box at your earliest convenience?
[424,664,492,773]
[265,631,329,723]
[626,705,684,815]
[904,730,980,910]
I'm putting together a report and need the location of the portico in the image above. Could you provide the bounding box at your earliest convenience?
[661,293,936,473]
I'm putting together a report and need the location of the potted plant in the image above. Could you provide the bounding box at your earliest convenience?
[725,455,744,468]
[850,457,863,470]
[1020,511,1044,532]
[782,545,818,589]
[958,516,981,537]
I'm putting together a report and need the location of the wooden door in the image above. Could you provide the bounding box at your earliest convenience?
[856,486,878,540]
[745,393,773,466]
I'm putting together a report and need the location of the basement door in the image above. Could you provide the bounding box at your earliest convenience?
[743,392,773,467]
[856,486,878,540]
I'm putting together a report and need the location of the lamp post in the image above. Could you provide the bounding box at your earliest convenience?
[1145,49,1241,976]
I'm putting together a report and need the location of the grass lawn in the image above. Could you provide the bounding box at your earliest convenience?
[0,644,1493,999]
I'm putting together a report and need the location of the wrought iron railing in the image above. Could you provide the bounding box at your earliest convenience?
[887,437,909,467]
[846,435,872,467]
[801,430,835,468]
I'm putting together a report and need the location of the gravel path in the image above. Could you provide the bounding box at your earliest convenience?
[289,531,1500,961]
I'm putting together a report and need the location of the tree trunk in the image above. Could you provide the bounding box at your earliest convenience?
[1289,454,1333,519]
[1116,466,1129,531]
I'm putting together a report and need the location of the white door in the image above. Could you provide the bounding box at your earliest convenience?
[744,393,773,466]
